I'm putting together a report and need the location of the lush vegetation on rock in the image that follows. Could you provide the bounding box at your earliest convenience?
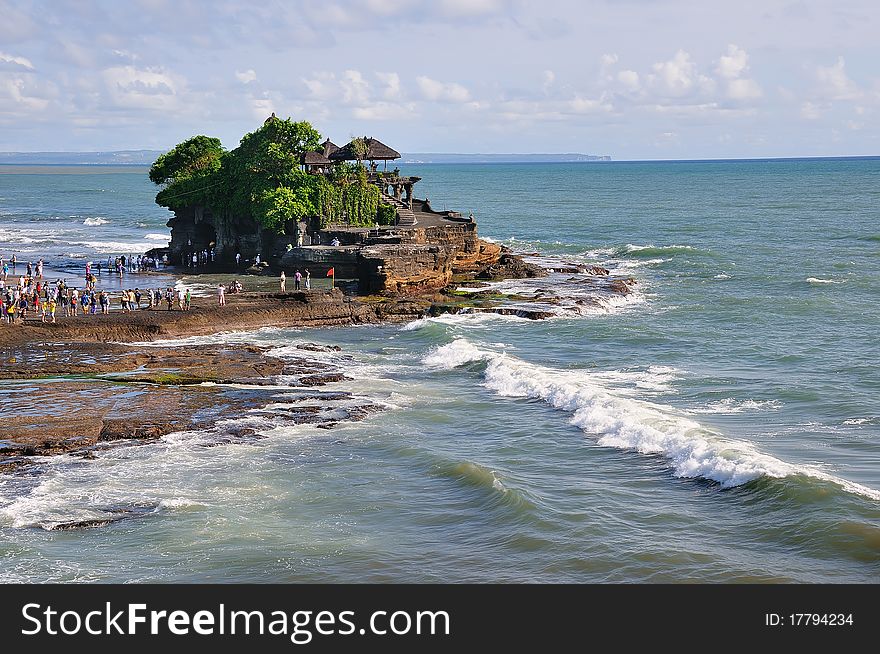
[150,118,391,233]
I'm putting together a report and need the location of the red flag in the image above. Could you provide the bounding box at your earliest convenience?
[326,267,335,277]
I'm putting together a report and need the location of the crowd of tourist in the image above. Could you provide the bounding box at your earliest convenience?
[89,254,168,276]
[0,256,193,325]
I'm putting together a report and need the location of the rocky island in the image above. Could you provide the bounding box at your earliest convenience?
[0,115,636,492]
[151,114,545,294]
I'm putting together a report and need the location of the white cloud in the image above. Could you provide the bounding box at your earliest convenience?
[437,0,505,18]
[59,41,95,68]
[112,49,139,62]
[375,71,401,100]
[816,56,861,100]
[416,75,471,103]
[251,96,276,120]
[600,53,618,67]
[352,101,416,121]
[302,72,336,100]
[617,70,640,90]
[0,76,50,112]
[101,65,180,110]
[542,70,555,89]
[717,45,748,79]
[0,51,34,70]
[567,95,612,114]
[297,70,419,122]
[340,69,370,105]
[650,50,704,96]
[727,78,762,100]
[713,45,762,102]
[235,69,257,84]
[801,101,822,119]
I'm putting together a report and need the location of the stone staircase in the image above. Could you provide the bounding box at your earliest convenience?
[381,191,416,226]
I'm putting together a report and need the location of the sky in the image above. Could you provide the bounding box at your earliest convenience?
[0,0,878,159]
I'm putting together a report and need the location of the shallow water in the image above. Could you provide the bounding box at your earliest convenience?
[1,159,879,582]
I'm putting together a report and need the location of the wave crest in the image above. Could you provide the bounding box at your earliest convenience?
[422,340,880,500]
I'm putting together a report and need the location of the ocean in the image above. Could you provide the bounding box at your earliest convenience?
[0,158,878,582]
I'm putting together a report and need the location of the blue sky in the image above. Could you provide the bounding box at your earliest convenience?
[0,0,877,158]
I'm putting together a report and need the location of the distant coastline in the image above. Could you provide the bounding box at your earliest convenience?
[4,151,880,166]
[0,150,611,166]
[0,150,163,165]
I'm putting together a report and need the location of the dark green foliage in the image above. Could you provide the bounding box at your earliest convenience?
[150,136,225,209]
[350,136,368,162]
[377,203,397,226]
[148,135,224,185]
[151,118,385,233]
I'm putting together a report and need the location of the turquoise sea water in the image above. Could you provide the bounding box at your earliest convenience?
[1,159,879,582]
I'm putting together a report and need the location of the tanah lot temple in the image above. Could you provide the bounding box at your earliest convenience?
[163,132,505,294]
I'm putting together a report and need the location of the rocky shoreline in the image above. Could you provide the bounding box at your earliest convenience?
[0,250,636,486]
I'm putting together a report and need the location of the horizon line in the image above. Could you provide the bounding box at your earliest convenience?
[1,151,879,164]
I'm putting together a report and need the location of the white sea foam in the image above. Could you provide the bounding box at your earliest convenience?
[422,340,880,500]
[401,311,527,331]
[82,217,109,226]
[144,233,171,241]
[423,338,487,368]
[174,279,213,297]
[714,273,731,280]
[0,227,63,244]
[806,277,843,285]
[75,240,154,254]
[157,497,204,510]
[613,257,668,269]
[591,365,681,394]
[624,243,696,253]
[690,398,783,415]
[590,292,647,315]
[843,417,878,426]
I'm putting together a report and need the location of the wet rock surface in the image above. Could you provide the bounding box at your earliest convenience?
[0,337,383,477]
[475,253,547,281]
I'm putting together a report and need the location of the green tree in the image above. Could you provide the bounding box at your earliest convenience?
[350,136,369,164]
[149,135,224,185]
[236,118,322,184]
[151,118,386,233]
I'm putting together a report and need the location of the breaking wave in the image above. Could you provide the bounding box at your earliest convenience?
[422,339,880,501]
[690,399,783,415]
[806,277,844,285]
[620,244,699,258]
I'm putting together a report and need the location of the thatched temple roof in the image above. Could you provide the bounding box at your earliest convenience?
[302,151,331,165]
[329,137,401,161]
[321,139,339,159]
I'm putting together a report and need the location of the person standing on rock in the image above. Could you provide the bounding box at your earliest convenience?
[218,283,226,307]
[280,271,286,293]
[294,270,302,291]
[304,269,311,290]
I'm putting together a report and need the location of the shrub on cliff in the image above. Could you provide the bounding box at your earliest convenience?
[151,118,385,232]
[377,203,397,226]
[150,136,225,210]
